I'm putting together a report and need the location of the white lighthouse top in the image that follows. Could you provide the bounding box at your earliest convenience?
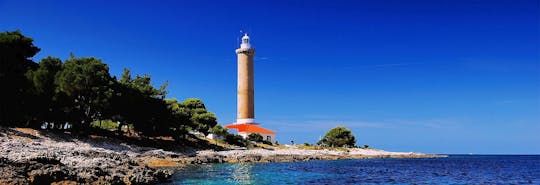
[240,34,251,49]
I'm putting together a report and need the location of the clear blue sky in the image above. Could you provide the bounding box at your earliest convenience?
[1,0,538,154]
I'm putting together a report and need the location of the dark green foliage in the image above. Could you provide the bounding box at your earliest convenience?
[247,133,263,142]
[224,134,248,147]
[164,98,194,140]
[210,125,228,138]
[25,57,64,128]
[110,69,180,139]
[0,30,40,126]
[119,69,167,100]
[0,30,220,142]
[27,57,62,95]
[317,126,356,147]
[261,140,273,145]
[191,111,217,135]
[247,133,272,145]
[91,120,119,130]
[176,98,217,136]
[182,98,206,109]
[55,57,114,133]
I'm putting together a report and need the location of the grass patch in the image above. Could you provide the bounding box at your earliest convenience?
[256,143,274,149]
[90,120,118,130]
[145,158,183,168]
[297,145,354,152]
[298,145,324,150]
[199,136,232,148]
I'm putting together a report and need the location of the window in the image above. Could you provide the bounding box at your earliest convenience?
[266,136,271,141]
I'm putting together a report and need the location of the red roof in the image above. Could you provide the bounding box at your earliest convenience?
[225,123,276,134]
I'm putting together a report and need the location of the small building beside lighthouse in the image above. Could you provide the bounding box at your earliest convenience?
[226,123,276,143]
[225,34,276,143]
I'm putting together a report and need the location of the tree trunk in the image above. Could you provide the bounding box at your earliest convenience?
[117,123,123,134]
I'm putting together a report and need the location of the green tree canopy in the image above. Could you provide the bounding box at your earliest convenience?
[183,98,206,110]
[55,57,114,132]
[169,98,218,136]
[247,133,263,142]
[27,56,63,95]
[1,30,221,143]
[317,126,356,147]
[0,30,40,125]
[0,30,40,72]
[191,111,217,135]
[165,98,193,140]
[210,125,228,137]
[111,68,171,136]
[24,57,64,126]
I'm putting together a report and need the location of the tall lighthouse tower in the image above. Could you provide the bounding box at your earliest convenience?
[236,34,256,124]
[225,34,276,143]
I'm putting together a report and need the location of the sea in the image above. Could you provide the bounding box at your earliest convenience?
[164,155,540,184]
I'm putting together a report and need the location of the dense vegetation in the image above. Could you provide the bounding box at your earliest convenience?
[247,133,264,142]
[247,133,272,145]
[0,30,219,141]
[317,126,356,147]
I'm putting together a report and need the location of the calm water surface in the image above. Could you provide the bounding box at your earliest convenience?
[164,155,540,184]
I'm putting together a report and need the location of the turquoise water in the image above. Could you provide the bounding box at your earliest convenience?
[164,155,540,184]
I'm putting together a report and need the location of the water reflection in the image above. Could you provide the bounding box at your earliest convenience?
[230,163,253,184]
[168,163,255,185]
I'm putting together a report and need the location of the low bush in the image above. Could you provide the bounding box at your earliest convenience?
[247,133,263,142]
[317,126,356,147]
[224,134,247,147]
[261,140,272,145]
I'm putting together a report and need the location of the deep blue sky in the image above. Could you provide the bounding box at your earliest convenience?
[1,0,538,154]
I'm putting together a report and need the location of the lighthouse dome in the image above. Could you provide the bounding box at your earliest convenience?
[240,34,251,49]
[242,34,250,41]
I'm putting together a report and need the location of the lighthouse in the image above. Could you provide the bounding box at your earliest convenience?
[236,34,256,124]
[226,34,276,143]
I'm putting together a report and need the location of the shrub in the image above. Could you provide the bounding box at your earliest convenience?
[247,133,263,142]
[224,134,247,147]
[210,125,228,138]
[317,126,356,147]
[91,120,118,130]
[262,140,273,145]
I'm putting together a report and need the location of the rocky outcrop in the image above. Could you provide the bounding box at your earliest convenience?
[0,128,174,184]
[0,155,172,185]
[182,151,444,164]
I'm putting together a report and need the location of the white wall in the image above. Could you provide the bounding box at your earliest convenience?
[206,133,223,140]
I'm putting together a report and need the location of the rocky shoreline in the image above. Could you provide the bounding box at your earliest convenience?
[183,148,442,164]
[0,127,444,184]
[0,128,178,184]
